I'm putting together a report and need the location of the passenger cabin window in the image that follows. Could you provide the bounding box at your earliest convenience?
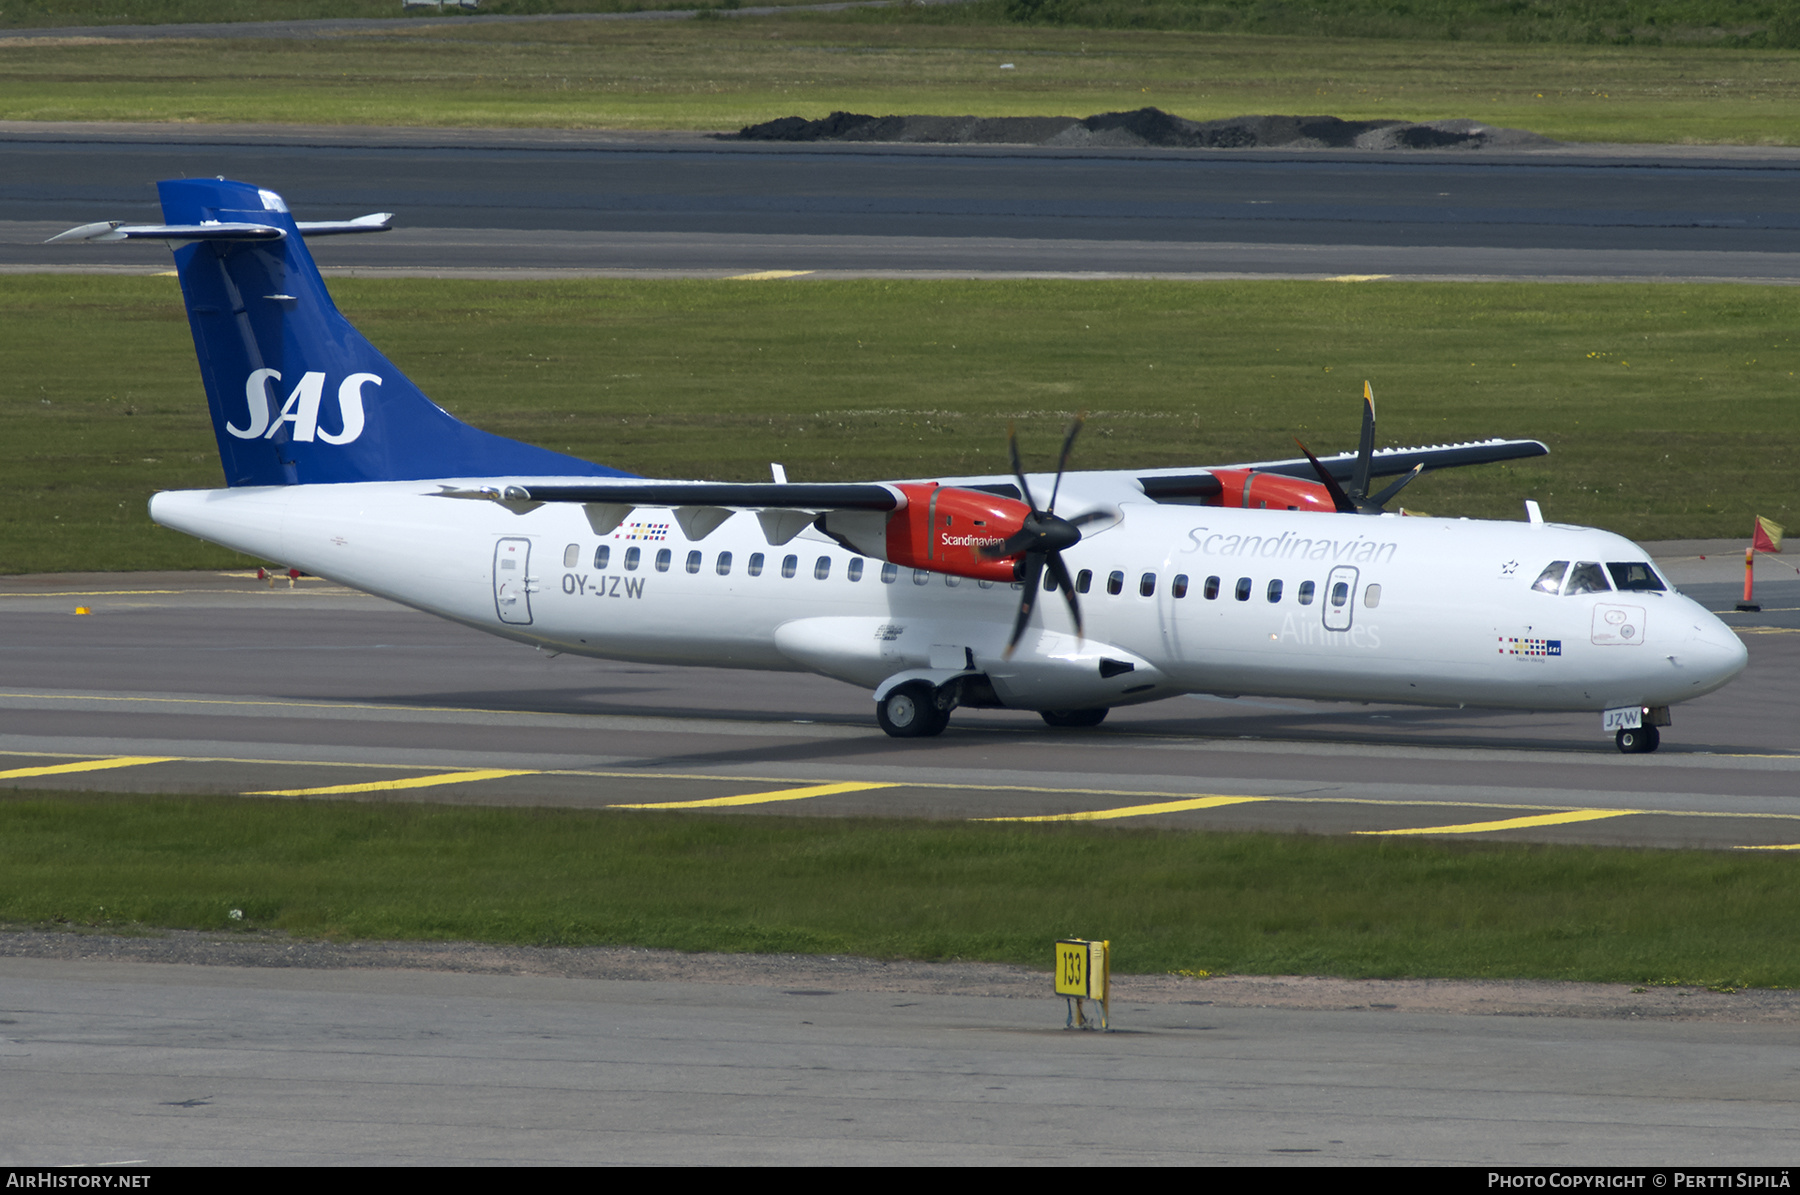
[686,550,702,574]
[1608,562,1667,592]
[977,579,995,589]
[1266,579,1283,603]
[913,569,930,586]
[1532,561,1570,594]
[748,552,764,577]
[881,562,898,584]
[1106,571,1124,596]
[1330,581,1350,608]
[848,558,864,582]
[781,554,798,579]
[1565,561,1611,595]
[655,549,672,573]
[594,545,610,570]
[563,544,580,568]
[814,556,831,580]
[1364,583,1382,608]
[624,547,641,571]
[716,552,732,576]
[1172,574,1188,599]
[944,574,960,587]
[1203,576,1220,601]
[1297,580,1315,605]
[1076,570,1093,594]
[1044,571,1058,591]
[1139,573,1156,597]
[1235,577,1252,602]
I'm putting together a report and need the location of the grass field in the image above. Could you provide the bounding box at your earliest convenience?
[4,15,1800,142]
[2,274,1793,573]
[4,0,1797,50]
[3,792,1795,987]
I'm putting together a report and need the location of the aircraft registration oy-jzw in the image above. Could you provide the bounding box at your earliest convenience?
[53,179,1747,752]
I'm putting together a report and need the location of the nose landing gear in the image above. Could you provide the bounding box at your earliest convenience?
[1616,725,1660,754]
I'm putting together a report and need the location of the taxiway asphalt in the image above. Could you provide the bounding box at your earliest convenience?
[5,953,1797,1166]
[4,122,1799,282]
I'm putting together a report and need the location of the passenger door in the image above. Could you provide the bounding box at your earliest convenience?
[1323,565,1359,633]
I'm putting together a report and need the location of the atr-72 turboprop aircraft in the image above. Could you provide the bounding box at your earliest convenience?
[53,178,1747,752]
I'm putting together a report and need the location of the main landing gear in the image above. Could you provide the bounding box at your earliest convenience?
[876,681,950,738]
[874,681,1114,738]
[1616,725,1660,754]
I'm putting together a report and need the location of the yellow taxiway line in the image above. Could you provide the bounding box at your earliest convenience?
[609,781,895,810]
[982,795,1268,822]
[7,751,1800,851]
[1359,809,1637,836]
[0,756,174,780]
[247,769,539,796]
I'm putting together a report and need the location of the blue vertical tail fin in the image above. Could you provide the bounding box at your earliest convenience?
[152,178,626,486]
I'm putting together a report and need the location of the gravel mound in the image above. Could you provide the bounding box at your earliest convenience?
[735,107,1556,150]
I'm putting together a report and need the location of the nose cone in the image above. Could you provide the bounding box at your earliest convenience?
[1670,602,1749,699]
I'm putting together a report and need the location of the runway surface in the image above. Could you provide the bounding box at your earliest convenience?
[5,122,1799,281]
[2,544,1795,851]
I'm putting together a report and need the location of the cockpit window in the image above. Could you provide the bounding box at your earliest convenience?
[1531,561,1569,594]
[1564,561,1612,595]
[1608,562,1667,592]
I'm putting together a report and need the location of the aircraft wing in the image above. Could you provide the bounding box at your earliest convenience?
[441,480,907,545]
[1132,437,1548,502]
[510,482,900,510]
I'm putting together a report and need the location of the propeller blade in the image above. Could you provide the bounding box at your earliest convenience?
[1365,462,1424,511]
[1294,438,1358,515]
[1006,423,1039,513]
[1351,381,1377,501]
[1065,508,1116,528]
[1044,551,1084,641]
[1047,412,1085,514]
[1004,552,1044,659]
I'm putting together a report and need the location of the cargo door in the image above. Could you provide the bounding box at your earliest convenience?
[494,537,534,625]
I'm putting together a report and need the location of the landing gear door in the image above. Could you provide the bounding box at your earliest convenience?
[494,537,534,625]
[1323,565,1359,632]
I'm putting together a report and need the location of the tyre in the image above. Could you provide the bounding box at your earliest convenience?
[877,682,949,738]
[1615,725,1660,754]
[1039,708,1109,729]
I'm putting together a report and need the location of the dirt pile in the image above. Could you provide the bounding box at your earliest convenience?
[735,107,1556,150]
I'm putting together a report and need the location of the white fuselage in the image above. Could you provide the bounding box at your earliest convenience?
[150,473,1749,717]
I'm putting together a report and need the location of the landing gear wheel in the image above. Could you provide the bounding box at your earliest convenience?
[1616,725,1660,754]
[877,682,949,739]
[1040,708,1109,729]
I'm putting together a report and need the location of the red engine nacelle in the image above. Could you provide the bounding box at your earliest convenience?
[1206,468,1337,512]
[884,483,1030,582]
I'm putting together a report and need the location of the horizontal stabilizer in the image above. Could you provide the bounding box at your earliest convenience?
[295,213,393,236]
[48,214,392,245]
[47,221,285,244]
